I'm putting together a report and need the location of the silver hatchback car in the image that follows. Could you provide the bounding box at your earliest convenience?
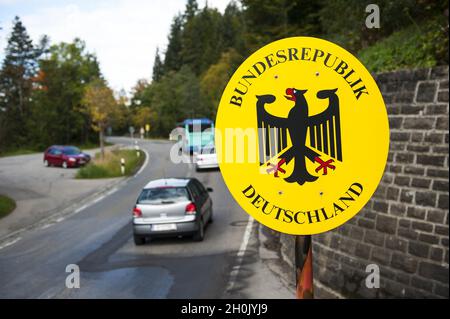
[132,178,213,245]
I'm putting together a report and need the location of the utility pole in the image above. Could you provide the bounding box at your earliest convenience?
[295,235,314,298]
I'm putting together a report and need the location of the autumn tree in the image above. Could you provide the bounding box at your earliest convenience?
[200,49,242,116]
[82,79,119,159]
[132,106,155,132]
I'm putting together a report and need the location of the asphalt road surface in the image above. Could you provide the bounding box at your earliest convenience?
[0,137,262,298]
[0,146,120,239]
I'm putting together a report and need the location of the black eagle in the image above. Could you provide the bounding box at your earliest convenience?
[256,88,342,185]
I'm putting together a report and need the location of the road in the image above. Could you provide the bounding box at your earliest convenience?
[0,137,292,298]
[0,145,121,239]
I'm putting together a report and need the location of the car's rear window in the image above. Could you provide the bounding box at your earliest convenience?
[137,187,190,204]
[63,147,81,155]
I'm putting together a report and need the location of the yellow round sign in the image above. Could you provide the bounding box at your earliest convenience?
[215,37,389,235]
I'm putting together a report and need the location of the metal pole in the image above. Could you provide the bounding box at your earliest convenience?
[295,235,314,299]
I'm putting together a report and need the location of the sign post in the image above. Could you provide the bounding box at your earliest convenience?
[295,235,313,298]
[134,140,140,158]
[129,126,135,139]
[145,123,150,139]
[215,37,389,298]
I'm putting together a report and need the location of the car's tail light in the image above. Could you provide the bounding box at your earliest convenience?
[133,207,142,218]
[185,202,196,215]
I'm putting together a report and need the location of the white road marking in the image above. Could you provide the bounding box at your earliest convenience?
[40,223,53,230]
[226,216,254,292]
[35,186,120,233]
[134,149,150,178]
[0,237,22,250]
[74,204,87,214]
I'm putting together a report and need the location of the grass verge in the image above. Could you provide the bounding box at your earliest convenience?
[76,149,145,179]
[0,142,113,158]
[0,149,38,158]
[0,195,16,219]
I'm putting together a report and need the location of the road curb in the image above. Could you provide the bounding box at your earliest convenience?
[257,223,296,293]
[0,148,149,249]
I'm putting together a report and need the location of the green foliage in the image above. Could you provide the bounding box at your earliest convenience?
[150,66,208,135]
[241,0,322,51]
[137,0,447,138]
[200,49,243,116]
[29,39,101,149]
[76,149,145,179]
[319,0,448,52]
[358,17,448,73]
[181,6,225,75]
[0,148,38,157]
[0,194,16,218]
[164,15,184,73]
[0,16,39,150]
[152,48,164,82]
[1,1,448,149]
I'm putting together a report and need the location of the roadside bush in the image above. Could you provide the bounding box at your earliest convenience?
[358,17,448,73]
[76,149,145,179]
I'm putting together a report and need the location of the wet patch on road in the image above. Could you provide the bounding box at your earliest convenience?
[229,220,250,227]
[56,266,174,298]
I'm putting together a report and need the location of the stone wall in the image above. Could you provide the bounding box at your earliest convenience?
[279,66,449,298]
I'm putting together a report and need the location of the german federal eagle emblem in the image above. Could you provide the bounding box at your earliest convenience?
[257,88,342,185]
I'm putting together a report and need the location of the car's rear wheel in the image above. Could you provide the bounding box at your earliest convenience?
[44,160,49,167]
[193,219,205,242]
[62,161,68,169]
[133,234,145,245]
[208,209,213,224]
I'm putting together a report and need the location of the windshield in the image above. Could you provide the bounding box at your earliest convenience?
[137,187,190,204]
[63,147,81,155]
[187,123,212,133]
[200,147,215,154]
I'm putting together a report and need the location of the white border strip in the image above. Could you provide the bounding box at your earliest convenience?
[134,149,149,177]
[226,216,254,293]
[0,237,22,250]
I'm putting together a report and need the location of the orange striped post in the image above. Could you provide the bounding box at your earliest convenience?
[295,235,314,299]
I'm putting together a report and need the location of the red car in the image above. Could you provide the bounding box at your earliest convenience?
[43,145,91,168]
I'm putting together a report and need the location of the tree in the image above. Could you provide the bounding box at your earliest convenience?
[164,15,184,72]
[0,16,39,149]
[184,0,199,20]
[82,79,118,159]
[30,39,101,147]
[149,66,207,135]
[200,49,242,116]
[130,79,153,109]
[152,48,164,82]
[181,5,223,75]
[221,1,246,55]
[132,106,156,132]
